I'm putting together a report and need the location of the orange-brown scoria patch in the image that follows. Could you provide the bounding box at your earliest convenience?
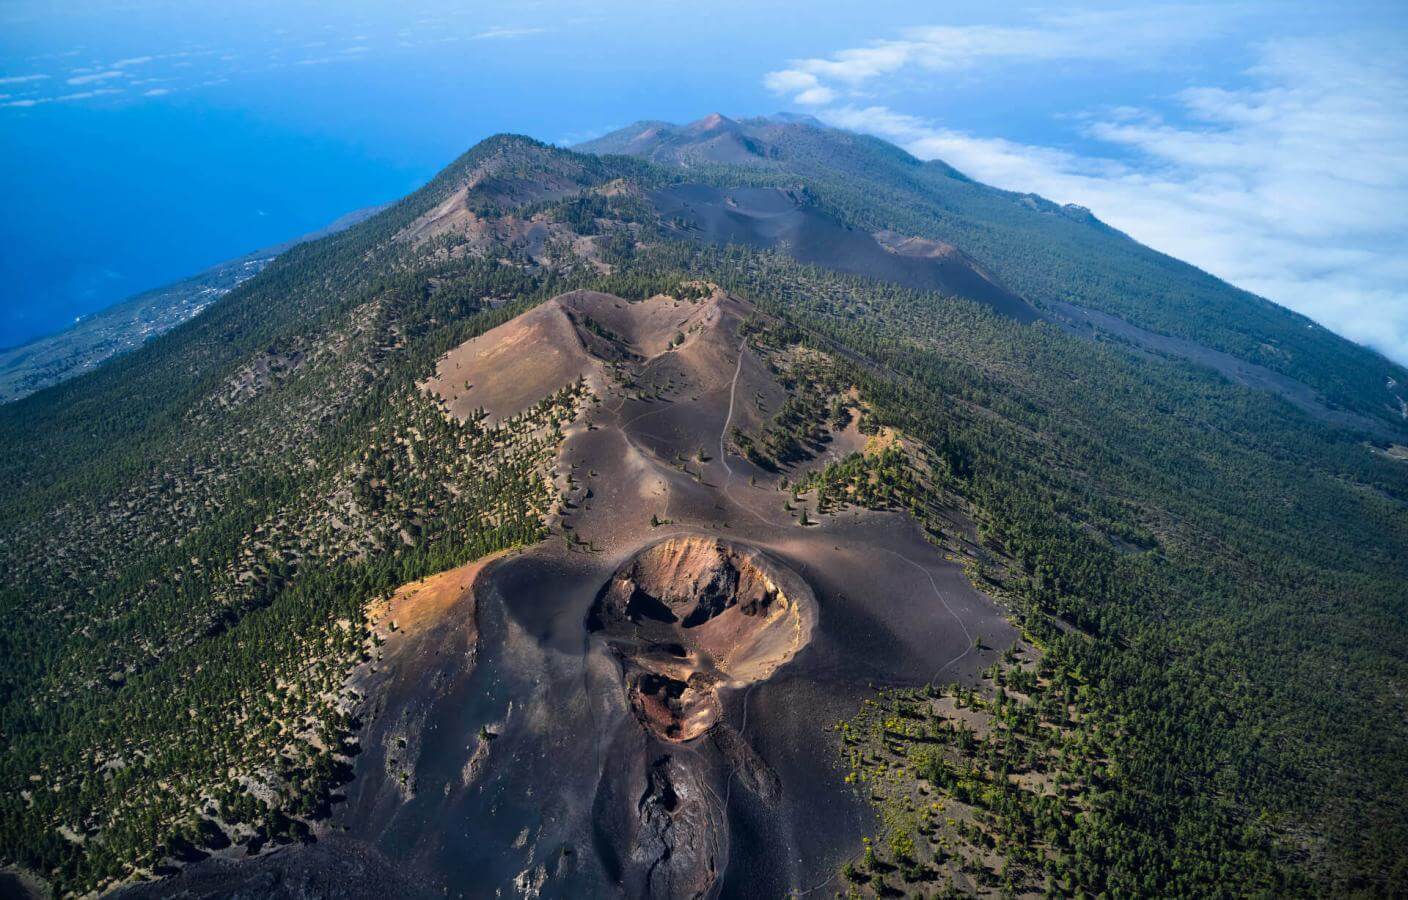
[367,550,508,641]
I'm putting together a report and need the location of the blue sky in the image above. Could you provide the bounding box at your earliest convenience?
[2,1,1405,365]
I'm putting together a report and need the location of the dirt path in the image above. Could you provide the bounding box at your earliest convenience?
[719,335,747,486]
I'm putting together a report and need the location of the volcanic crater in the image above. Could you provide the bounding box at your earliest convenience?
[589,536,816,742]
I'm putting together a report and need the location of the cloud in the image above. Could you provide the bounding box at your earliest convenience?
[765,7,1234,104]
[112,56,153,68]
[143,87,170,97]
[762,70,835,106]
[472,26,543,40]
[66,70,124,85]
[1,87,121,108]
[0,73,48,84]
[771,27,1408,366]
[58,89,119,101]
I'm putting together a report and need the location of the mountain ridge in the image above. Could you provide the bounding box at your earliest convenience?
[1,120,1405,897]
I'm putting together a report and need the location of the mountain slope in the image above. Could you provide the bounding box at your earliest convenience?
[0,128,1405,898]
[582,115,1408,436]
[650,182,1039,321]
[0,205,386,404]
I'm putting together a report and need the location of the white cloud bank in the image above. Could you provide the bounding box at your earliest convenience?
[472,26,544,40]
[66,69,124,85]
[766,7,1236,105]
[768,25,1408,367]
[0,87,121,108]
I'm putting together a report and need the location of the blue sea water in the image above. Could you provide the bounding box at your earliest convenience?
[2,0,1370,350]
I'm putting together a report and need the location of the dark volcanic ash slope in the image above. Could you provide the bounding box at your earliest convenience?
[134,286,1014,898]
[652,184,1038,323]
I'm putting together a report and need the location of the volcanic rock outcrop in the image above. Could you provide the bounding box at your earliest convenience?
[628,755,720,898]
